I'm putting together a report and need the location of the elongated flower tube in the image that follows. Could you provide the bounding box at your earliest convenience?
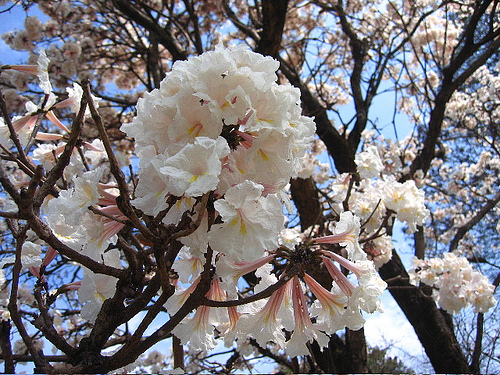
[303,273,347,334]
[322,251,386,314]
[236,276,290,348]
[216,253,276,295]
[321,255,356,297]
[313,211,362,259]
[172,278,228,352]
[285,276,329,357]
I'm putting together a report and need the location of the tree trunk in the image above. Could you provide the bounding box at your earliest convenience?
[378,251,470,373]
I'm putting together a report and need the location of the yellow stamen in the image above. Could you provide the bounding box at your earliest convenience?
[259,149,269,161]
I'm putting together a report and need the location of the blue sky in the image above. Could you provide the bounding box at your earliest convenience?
[0,3,36,65]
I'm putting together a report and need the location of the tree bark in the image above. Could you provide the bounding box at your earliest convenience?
[345,328,368,373]
[255,0,289,58]
[290,177,324,231]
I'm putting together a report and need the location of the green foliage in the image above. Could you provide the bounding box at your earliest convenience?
[367,346,415,374]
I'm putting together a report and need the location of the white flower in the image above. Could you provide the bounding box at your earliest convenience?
[55,82,101,116]
[410,253,497,314]
[236,281,289,348]
[382,177,429,233]
[216,253,276,298]
[172,279,228,352]
[37,48,52,94]
[122,45,315,232]
[355,145,384,179]
[172,246,204,283]
[131,147,171,217]
[179,214,210,254]
[44,167,103,226]
[20,241,42,270]
[0,117,13,149]
[78,250,122,323]
[364,234,393,269]
[314,211,363,260]
[208,181,284,262]
[304,273,347,334]
[159,136,230,197]
[350,260,387,313]
[285,276,329,357]
[278,227,302,250]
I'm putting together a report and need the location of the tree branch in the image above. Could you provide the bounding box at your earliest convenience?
[254,0,289,58]
[407,0,500,179]
[449,190,500,252]
[112,0,188,61]
[378,250,469,372]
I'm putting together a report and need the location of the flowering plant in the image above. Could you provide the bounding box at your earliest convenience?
[0,46,390,373]
[0,1,499,373]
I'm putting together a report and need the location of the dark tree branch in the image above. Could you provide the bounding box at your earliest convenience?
[222,0,261,42]
[414,225,426,259]
[112,0,188,61]
[471,271,500,373]
[449,190,500,252]
[279,57,356,173]
[254,0,289,58]
[182,0,204,54]
[33,92,88,209]
[0,320,15,373]
[0,88,35,173]
[8,227,53,373]
[82,80,158,243]
[290,177,324,231]
[470,312,485,374]
[408,1,500,179]
[331,1,369,153]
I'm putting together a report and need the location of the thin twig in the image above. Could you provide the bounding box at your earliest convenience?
[8,226,52,373]
[81,80,157,242]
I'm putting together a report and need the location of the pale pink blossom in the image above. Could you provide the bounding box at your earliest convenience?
[285,276,329,357]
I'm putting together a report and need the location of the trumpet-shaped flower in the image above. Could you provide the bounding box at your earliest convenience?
[216,253,276,298]
[314,211,362,260]
[5,48,51,94]
[122,46,315,259]
[322,251,386,314]
[78,250,122,323]
[355,145,384,179]
[172,278,228,352]
[285,276,329,357]
[304,273,347,334]
[236,278,290,348]
[382,177,429,233]
[159,136,230,197]
[172,246,204,283]
[20,241,42,270]
[208,181,284,262]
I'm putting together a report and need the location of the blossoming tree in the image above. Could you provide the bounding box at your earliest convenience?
[0,0,499,373]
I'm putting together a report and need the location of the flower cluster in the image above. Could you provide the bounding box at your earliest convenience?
[167,211,386,356]
[325,138,429,269]
[409,253,497,314]
[119,47,386,355]
[122,45,315,262]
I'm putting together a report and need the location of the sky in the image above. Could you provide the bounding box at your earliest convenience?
[0,3,38,65]
[0,2,435,373]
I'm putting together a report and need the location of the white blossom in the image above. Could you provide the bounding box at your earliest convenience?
[208,181,284,262]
